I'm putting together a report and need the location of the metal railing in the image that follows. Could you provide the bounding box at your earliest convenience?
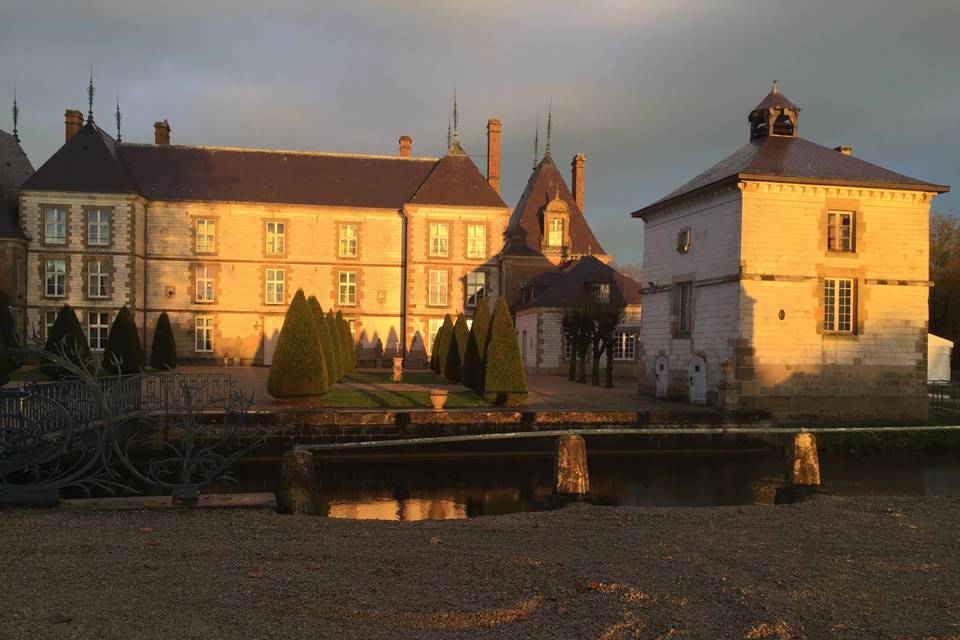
[929,381,959,414]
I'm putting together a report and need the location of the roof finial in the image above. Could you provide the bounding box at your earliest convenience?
[452,87,459,139]
[545,98,553,158]
[533,116,540,167]
[115,94,122,143]
[11,84,19,143]
[87,65,95,123]
[771,80,779,94]
[446,88,465,155]
[447,112,452,149]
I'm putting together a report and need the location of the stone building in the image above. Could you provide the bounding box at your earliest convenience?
[514,254,641,376]
[631,84,949,419]
[0,125,34,335]
[18,109,509,365]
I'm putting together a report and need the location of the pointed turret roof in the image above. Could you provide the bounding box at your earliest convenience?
[750,81,799,115]
[0,128,34,238]
[503,154,605,257]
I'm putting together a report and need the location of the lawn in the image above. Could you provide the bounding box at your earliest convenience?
[343,370,448,385]
[317,387,488,409]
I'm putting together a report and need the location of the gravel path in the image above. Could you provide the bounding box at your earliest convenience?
[1,496,959,639]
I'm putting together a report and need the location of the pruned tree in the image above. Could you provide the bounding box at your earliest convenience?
[268,290,328,397]
[42,305,93,380]
[103,306,145,375]
[461,298,491,389]
[149,311,178,370]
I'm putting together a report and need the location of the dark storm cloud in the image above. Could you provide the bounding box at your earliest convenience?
[2,0,957,264]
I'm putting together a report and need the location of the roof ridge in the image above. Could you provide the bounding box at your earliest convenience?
[119,142,438,162]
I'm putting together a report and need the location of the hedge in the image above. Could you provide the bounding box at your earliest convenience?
[267,289,329,397]
[0,296,21,379]
[480,297,527,405]
[42,305,92,379]
[435,314,454,379]
[335,311,355,372]
[149,311,178,370]
[325,310,344,381]
[460,298,490,389]
[102,306,145,375]
[308,296,338,384]
[446,313,469,383]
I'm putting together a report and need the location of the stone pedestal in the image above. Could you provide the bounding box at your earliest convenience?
[392,357,403,383]
[775,432,822,504]
[717,359,739,411]
[554,434,590,496]
[276,449,321,515]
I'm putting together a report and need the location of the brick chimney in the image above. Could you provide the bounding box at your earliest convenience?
[486,118,502,194]
[399,135,412,157]
[64,109,84,142]
[572,153,585,211]
[154,120,171,145]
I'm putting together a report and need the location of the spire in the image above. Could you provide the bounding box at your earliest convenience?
[446,87,465,155]
[87,66,95,124]
[771,79,779,94]
[115,95,122,143]
[11,84,19,143]
[447,113,451,149]
[545,98,553,159]
[533,116,540,168]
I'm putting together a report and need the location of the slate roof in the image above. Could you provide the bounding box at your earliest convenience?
[0,128,35,238]
[750,86,799,115]
[503,154,605,257]
[632,135,950,219]
[23,128,507,211]
[517,255,641,310]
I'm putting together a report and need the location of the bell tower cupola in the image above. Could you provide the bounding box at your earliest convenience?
[748,81,800,140]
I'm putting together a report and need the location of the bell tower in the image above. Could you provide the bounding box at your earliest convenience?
[749,81,800,140]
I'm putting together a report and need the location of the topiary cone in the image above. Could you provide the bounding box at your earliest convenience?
[149,311,178,370]
[461,299,490,389]
[268,290,329,398]
[307,296,337,385]
[480,297,527,405]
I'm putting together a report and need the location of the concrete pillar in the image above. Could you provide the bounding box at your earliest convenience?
[276,449,321,515]
[788,432,821,486]
[554,434,589,496]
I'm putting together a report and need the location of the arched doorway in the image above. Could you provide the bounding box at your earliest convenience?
[654,356,669,398]
[688,356,707,405]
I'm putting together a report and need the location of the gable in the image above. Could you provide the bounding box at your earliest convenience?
[408,153,506,208]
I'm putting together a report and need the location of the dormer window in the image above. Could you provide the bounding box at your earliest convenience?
[548,218,564,247]
[540,186,570,252]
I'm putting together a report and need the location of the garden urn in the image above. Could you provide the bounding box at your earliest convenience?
[429,388,448,411]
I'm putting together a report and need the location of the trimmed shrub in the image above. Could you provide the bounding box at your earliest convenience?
[325,310,343,381]
[461,298,490,389]
[480,297,527,405]
[435,314,455,379]
[149,312,178,370]
[335,311,355,373]
[0,296,21,377]
[103,306,145,375]
[42,305,92,379]
[268,290,329,398]
[446,314,469,383]
[307,296,338,384]
[430,324,442,374]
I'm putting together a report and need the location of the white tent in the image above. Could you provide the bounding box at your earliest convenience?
[928,333,953,382]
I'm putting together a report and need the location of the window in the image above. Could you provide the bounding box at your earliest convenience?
[429,223,449,257]
[86,209,110,246]
[195,266,215,302]
[824,278,855,334]
[564,337,573,360]
[265,268,285,305]
[466,224,486,258]
[195,314,214,352]
[195,219,216,254]
[613,331,636,361]
[548,218,564,247]
[44,310,57,339]
[45,259,65,297]
[827,211,854,252]
[339,224,358,257]
[428,318,444,352]
[675,282,692,335]
[87,260,109,298]
[592,283,611,303]
[677,227,691,254]
[88,312,110,352]
[44,208,66,244]
[338,271,357,305]
[265,221,285,256]
[428,270,448,306]
[466,271,486,307]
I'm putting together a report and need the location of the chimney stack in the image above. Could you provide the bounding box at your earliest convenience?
[399,135,412,157]
[64,109,84,142]
[833,145,852,156]
[572,153,585,211]
[154,120,171,145]
[486,118,502,194]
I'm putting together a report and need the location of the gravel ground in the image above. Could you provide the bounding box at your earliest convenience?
[1,496,959,640]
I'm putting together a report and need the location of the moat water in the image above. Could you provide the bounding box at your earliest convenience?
[220,449,960,520]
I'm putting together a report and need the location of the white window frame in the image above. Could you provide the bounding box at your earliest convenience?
[45,259,65,297]
[612,331,636,361]
[339,224,358,258]
[195,219,216,254]
[195,314,214,352]
[428,269,448,306]
[265,268,285,305]
[548,218,564,247]
[195,265,215,303]
[86,209,110,246]
[466,224,486,259]
[265,221,285,256]
[429,223,449,257]
[88,312,110,352]
[88,260,109,298]
[465,271,486,307]
[827,211,854,252]
[824,278,855,334]
[44,208,66,245]
[338,271,357,306]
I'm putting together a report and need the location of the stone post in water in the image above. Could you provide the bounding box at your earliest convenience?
[276,449,321,515]
[392,356,404,383]
[554,434,590,496]
[775,431,821,504]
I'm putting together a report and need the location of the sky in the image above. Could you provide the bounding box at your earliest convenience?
[1,0,958,266]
